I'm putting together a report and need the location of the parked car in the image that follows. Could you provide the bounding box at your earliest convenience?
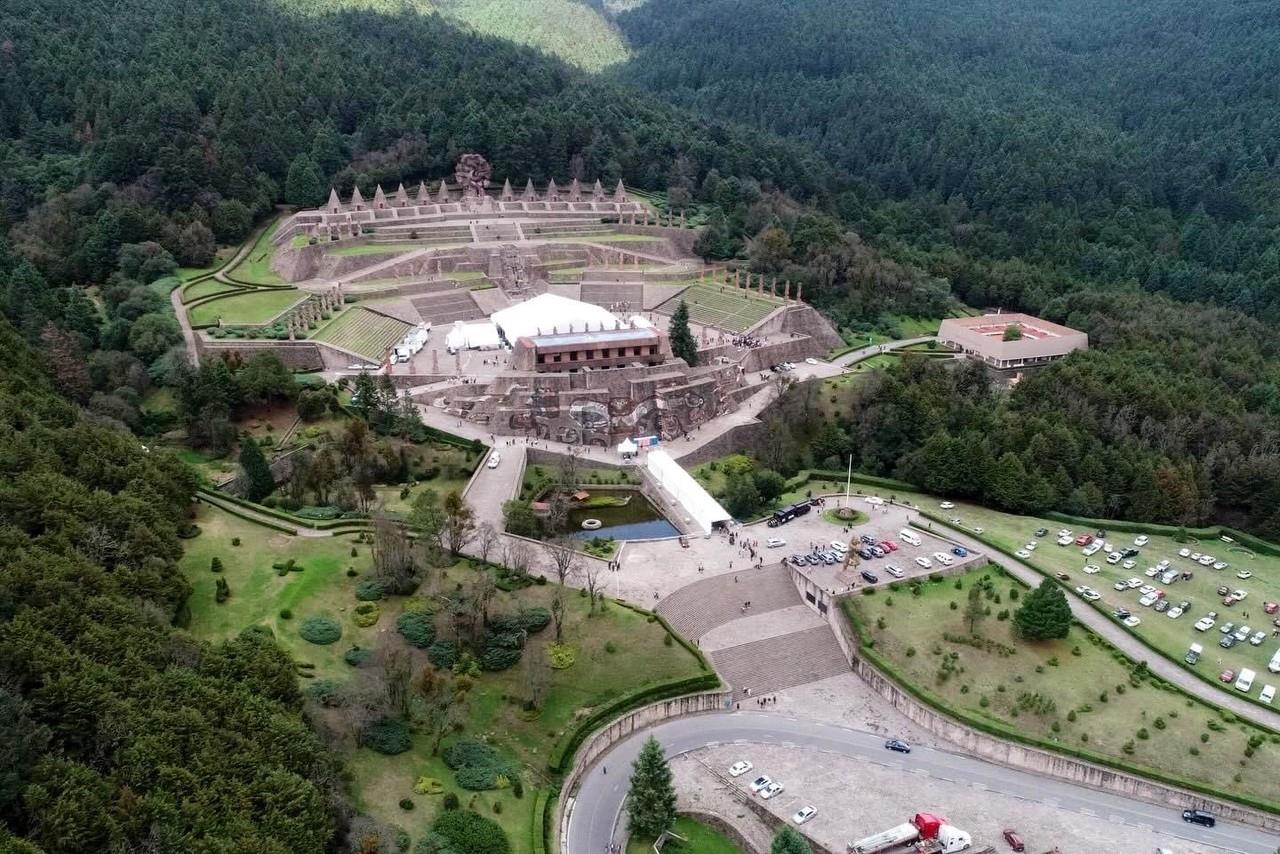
[1056,535,1073,546]
[1024,542,1038,551]
[1126,577,1143,589]
[1233,625,1252,641]
[1139,593,1159,608]
[1194,616,1215,631]
[1154,599,1170,612]
[1074,534,1093,546]
[1055,572,1070,581]
[933,551,953,566]
[761,782,784,800]
[915,556,932,569]
[860,570,879,584]
[1220,635,1237,649]
[792,806,818,825]
[1265,602,1279,615]
[1166,607,1183,619]
[1123,615,1142,627]
[1260,685,1276,705]
[1002,829,1026,852]
[884,739,911,753]
[1219,670,1235,684]
[749,775,772,793]
[1034,528,1049,537]
[1178,547,1192,558]
[882,540,899,552]
[884,565,904,579]
[1139,585,1156,596]
[766,538,786,548]
[939,501,955,509]
[1219,621,1235,635]
[1083,542,1102,556]
[1134,535,1150,547]
[1122,559,1137,569]
[486,453,501,469]
[1250,631,1266,646]
[1183,809,1216,828]
[1238,570,1253,579]
[1015,550,1032,559]
[1113,581,1129,592]
[1112,608,1131,620]
[728,761,753,777]
[1083,564,1101,574]
[1106,552,1122,565]
[951,546,968,557]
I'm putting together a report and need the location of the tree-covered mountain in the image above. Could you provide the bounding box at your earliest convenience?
[615,0,1280,320]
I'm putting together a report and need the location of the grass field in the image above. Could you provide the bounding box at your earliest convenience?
[180,502,705,854]
[850,565,1280,808]
[188,287,305,326]
[656,283,784,332]
[310,307,412,360]
[177,247,236,281]
[182,278,243,302]
[329,242,443,257]
[227,218,286,284]
[627,817,740,854]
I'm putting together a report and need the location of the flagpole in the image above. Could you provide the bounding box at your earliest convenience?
[845,454,852,506]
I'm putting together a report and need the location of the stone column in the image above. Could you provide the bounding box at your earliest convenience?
[771,276,777,297]
[796,282,803,303]
[784,280,791,301]
[679,210,686,228]
[734,269,741,289]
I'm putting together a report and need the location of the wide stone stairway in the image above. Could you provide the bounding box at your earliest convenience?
[657,565,849,694]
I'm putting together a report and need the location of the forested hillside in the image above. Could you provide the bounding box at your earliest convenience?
[617,0,1280,320]
[0,320,341,852]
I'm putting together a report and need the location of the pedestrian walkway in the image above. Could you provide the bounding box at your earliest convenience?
[712,626,849,695]
[657,564,801,639]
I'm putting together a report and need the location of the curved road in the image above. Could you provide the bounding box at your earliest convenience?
[832,335,937,367]
[565,712,1278,854]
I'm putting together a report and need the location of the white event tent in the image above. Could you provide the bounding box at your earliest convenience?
[491,293,622,342]
[644,449,732,535]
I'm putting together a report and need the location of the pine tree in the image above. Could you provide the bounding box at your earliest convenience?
[626,736,676,839]
[771,827,811,854]
[1013,579,1072,640]
[284,154,325,207]
[668,299,698,367]
[239,439,275,502]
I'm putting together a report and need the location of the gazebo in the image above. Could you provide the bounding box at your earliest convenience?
[616,438,639,458]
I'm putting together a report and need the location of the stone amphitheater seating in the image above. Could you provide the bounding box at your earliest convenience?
[522,221,614,240]
[580,282,644,308]
[370,224,473,245]
[709,626,849,694]
[410,291,485,325]
[310,308,410,361]
[473,221,523,242]
[657,565,801,640]
[657,284,783,332]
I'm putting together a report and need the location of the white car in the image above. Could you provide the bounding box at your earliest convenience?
[933,552,953,566]
[1058,529,1072,538]
[1251,631,1267,646]
[1121,559,1136,569]
[486,453,501,469]
[1139,585,1156,596]
[915,556,933,569]
[884,565,905,578]
[729,761,753,777]
[1157,559,1171,569]
[1083,543,1101,556]
[792,806,818,825]
[1193,616,1215,632]
[804,357,819,365]
[972,527,984,534]
[1166,607,1184,619]
[1056,535,1073,546]
[1075,586,1100,601]
[766,537,786,548]
[939,501,955,509]
[1198,555,1215,566]
[1215,561,1229,570]
[1261,685,1276,705]
[1178,548,1191,558]
[1139,593,1159,607]
[1233,589,1249,600]
[1134,535,1150,547]
[1106,552,1122,565]
[1024,542,1037,551]
[749,775,772,793]
[761,782,785,800]
[1144,566,1160,577]
[865,496,885,506]
[830,540,848,552]
[1083,564,1101,574]
[1237,570,1253,579]
[1123,615,1142,628]
[1126,578,1143,589]
[1160,570,1178,585]
[1113,581,1129,591]
[1015,550,1032,559]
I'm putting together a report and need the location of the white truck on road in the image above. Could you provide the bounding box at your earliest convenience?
[848,813,973,854]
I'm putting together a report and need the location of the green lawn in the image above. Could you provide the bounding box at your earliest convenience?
[850,565,1280,809]
[628,817,740,854]
[180,503,706,854]
[310,306,411,360]
[328,242,432,257]
[182,278,243,302]
[178,247,236,281]
[188,288,305,326]
[227,218,286,284]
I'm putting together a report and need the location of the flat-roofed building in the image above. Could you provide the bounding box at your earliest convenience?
[511,326,668,372]
[937,313,1087,369]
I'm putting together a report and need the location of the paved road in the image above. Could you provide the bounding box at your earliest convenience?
[832,335,937,367]
[912,509,1280,732]
[565,712,1278,854]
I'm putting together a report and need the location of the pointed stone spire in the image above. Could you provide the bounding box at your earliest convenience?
[546,179,560,202]
[394,183,409,206]
[522,179,537,201]
[613,179,628,204]
[437,180,450,204]
[592,179,605,201]
[568,178,582,202]
[327,187,341,213]
[350,185,365,210]
[373,184,388,209]
[501,178,514,201]
[417,181,430,203]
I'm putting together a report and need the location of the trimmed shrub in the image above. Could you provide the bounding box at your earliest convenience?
[364,718,413,755]
[398,611,437,648]
[300,615,342,645]
[429,640,460,669]
[425,811,511,854]
[443,741,519,791]
[344,646,373,666]
[443,793,460,811]
[279,609,293,620]
[481,647,522,672]
[215,577,231,604]
[305,679,344,707]
[399,798,415,811]
[210,557,223,573]
[231,537,241,546]
[414,776,445,795]
[548,643,576,670]
[352,602,381,627]
[355,579,385,601]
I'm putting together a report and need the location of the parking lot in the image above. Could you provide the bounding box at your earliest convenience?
[779,501,988,595]
[683,742,1236,854]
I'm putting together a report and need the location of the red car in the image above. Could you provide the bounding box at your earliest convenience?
[1264,601,1278,615]
[1220,670,1236,683]
[1002,829,1025,852]
[1074,534,1094,546]
[880,540,898,552]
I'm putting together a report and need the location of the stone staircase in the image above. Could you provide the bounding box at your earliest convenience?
[657,565,803,639]
[709,626,850,695]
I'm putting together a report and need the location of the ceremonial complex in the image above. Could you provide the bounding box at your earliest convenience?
[183,155,840,446]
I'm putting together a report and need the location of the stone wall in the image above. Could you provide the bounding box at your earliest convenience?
[844,643,1280,832]
[674,419,769,467]
[557,691,733,851]
[612,224,702,257]
[195,338,325,371]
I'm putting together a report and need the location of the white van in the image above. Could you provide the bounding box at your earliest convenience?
[1185,643,1203,665]
[1261,684,1276,705]
[1235,668,1256,693]
[1269,648,1280,674]
[899,530,922,547]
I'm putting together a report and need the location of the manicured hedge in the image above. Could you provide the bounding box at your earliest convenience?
[397,612,436,648]
[364,718,413,755]
[443,741,519,791]
[427,809,510,854]
[531,790,551,854]
[786,469,918,494]
[198,488,372,531]
[546,672,721,773]
[197,494,297,534]
[429,640,459,669]
[838,600,1280,815]
[299,615,342,645]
